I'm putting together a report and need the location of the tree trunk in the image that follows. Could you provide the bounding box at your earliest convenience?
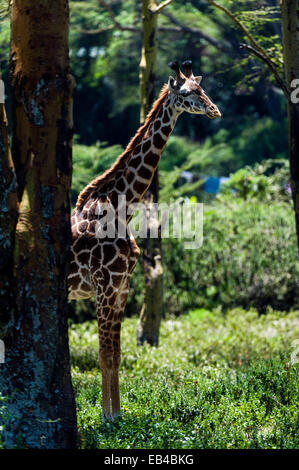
[137,172,164,346]
[0,69,19,338]
[139,0,158,124]
[0,0,77,448]
[137,0,163,346]
[281,0,299,249]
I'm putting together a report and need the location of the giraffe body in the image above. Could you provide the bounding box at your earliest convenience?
[69,61,221,419]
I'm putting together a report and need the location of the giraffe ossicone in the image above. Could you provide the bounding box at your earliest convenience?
[69,61,221,420]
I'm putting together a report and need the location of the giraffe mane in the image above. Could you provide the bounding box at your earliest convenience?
[75,84,169,210]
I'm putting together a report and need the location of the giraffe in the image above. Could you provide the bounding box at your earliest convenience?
[68,60,221,420]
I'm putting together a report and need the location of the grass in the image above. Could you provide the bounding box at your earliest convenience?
[69,308,299,449]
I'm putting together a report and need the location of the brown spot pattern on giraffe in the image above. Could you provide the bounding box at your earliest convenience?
[144,151,160,167]
[153,133,165,149]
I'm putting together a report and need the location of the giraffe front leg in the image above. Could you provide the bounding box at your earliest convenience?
[99,347,113,420]
[99,327,121,421]
[99,326,121,420]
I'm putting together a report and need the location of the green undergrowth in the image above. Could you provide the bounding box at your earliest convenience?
[69,308,299,449]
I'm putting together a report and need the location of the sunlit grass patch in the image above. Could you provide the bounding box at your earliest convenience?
[69,308,299,449]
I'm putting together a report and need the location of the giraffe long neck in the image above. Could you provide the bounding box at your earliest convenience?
[75,85,180,220]
[120,90,179,207]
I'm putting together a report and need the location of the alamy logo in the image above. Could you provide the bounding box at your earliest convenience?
[0,340,4,364]
[94,195,204,249]
[290,79,299,104]
[0,79,4,104]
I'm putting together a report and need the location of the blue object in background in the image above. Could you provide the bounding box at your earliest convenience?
[203,176,230,194]
[203,177,220,194]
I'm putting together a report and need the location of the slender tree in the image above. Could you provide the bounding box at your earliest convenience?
[0,0,77,448]
[137,0,174,346]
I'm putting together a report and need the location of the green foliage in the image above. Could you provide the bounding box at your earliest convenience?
[220,159,290,201]
[232,0,283,72]
[137,159,297,316]
[0,4,10,75]
[69,309,299,448]
[159,137,226,201]
[69,0,141,145]
[225,117,288,168]
[71,141,123,207]
[0,0,9,20]
[0,0,296,450]
[159,116,288,204]
[216,0,284,90]
[161,197,298,315]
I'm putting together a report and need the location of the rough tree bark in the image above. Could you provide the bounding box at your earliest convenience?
[0,68,19,339]
[281,0,299,248]
[0,0,77,448]
[137,0,164,346]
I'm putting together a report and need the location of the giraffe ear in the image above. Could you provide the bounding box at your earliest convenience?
[194,76,202,84]
[168,76,177,92]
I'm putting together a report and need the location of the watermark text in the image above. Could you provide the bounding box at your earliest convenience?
[0,79,4,104]
[0,340,5,364]
[94,196,203,249]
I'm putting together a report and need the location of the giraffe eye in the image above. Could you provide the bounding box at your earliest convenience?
[180,90,191,97]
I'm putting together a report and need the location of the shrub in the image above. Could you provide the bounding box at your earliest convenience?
[220,159,290,202]
[71,141,123,207]
[161,198,298,315]
[71,196,298,321]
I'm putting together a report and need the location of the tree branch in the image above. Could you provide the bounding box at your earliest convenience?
[77,24,140,34]
[77,24,191,35]
[161,10,231,53]
[78,1,229,51]
[240,43,289,99]
[96,0,140,32]
[152,0,174,14]
[206,0,289,99]
[206,0,265,54]
[78,0,232,57]
[77,25,115,35]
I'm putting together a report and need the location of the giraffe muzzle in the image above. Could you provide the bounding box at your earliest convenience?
[206,104,222,119]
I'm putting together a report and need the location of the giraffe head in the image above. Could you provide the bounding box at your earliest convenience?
[167,60,221,119]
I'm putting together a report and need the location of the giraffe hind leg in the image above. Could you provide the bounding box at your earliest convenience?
[96,287,114,420]
[110,285,129,419]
